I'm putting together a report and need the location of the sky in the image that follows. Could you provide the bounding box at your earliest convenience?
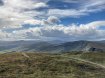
[0,0,105,41]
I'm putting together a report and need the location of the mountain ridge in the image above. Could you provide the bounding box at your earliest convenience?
[0,40,105,53]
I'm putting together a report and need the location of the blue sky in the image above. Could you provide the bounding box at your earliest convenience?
[0,0,105,41]
[60,11,105,25]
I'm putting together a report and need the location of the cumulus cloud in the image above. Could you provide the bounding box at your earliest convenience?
[0,0,48,28]
[34,2,48,9]
[0,0,105,28]
[23,16,60,25]
[42,16,60,25]
[47,16,60,24]
[0,21,104,41]
[0,0,105,41]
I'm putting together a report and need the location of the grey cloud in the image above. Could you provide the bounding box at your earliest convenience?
[0,0,3,6]
[42,16,60,25]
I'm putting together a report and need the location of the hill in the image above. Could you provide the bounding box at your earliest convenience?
[0,52,105,78]
[0,40,105,53]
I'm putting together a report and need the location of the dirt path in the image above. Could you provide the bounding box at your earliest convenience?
[21,52,105,69]
[21,52,30,59]
[70,57,105,69]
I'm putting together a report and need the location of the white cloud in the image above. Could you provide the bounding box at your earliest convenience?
[42,16,60,25]
[48,0,105,18]
[23,16,60,25]
[34,2,48,9]
[63,0,81,3]
[24,19,42,25]
[0,0,105,41]
[0,20,104,41]
[0,0,48,28]
[0,0,104,28]
[48,9,86,18]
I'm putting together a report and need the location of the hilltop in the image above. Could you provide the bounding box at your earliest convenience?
[0,52,105,78]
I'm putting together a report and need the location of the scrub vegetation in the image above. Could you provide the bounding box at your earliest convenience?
[0,52,105,78]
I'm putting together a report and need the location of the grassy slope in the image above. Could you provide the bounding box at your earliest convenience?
[0,52,105,78]
[80,52,105,66]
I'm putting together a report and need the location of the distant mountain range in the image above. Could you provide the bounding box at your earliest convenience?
[0,40,105,53]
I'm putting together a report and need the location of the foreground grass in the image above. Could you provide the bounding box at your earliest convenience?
[79,52,105,66]
[0,52,105,78]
